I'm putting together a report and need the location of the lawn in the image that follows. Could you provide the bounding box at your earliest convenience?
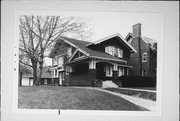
[104,88,156,101]
[18,86,147,111]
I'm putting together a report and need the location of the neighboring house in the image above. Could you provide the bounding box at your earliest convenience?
[49,33,136,86]
[21,67,53,86]
[125,23,157,79]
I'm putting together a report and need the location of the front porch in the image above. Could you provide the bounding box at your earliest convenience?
[64,58,131,86]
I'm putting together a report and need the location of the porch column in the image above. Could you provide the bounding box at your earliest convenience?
[89,60,96,69]
[113,63,118,83]
[89,60,97,86]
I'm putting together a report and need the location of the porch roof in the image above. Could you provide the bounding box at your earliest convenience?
[66,56,128,65]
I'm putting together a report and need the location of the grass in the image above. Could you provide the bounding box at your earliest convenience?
[104,88,156,101]
[18,86,147,111]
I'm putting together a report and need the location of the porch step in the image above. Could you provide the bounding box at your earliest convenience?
[102,80,118,88]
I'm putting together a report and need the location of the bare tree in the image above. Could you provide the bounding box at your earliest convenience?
[19,15,91,85]
[19,52,31,86]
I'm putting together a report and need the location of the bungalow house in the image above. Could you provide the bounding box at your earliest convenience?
[125,23,157,79]
[49,33,136,86]
[21,66,53,86]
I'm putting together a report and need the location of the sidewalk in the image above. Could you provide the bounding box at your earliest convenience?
[96,88,156,111]
[72,86,156,111]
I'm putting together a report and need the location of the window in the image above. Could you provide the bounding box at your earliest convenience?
[44,79,47,85]
[142,52,147,62]
[67,47,72,58]
[142,70,146,76]
[52,58,58,66]
[118,67,123,76]
[66,67,70,75]
[58,56,64,66]
[117,48,123,58]
[105,46,115,56]
[105,46,123,58]
[106,65,113,76]
[54,70,58,77]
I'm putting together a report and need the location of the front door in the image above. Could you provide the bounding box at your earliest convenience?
[96,63,105,80]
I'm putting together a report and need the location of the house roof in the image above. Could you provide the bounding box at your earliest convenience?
[126,32,157,44]
[49,37,92,58]
[22,66,52,78]
[125,32,157,50]
[85,33,137,53]
[59,37,128,63]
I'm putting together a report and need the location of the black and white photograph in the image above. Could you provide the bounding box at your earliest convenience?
[1,1,179,121]
[17,11,161,112]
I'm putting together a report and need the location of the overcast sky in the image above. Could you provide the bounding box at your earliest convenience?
[58,11,163,42]
[44,11,163,66]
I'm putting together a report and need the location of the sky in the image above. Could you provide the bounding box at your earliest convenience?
[44,11,163,66]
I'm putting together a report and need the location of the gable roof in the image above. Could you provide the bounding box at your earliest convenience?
[55,37,128,63]
[125,32,157,50]
[125,32,157,44]
[85,33,137,53]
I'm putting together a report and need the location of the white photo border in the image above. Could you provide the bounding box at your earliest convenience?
[1,1,179,121]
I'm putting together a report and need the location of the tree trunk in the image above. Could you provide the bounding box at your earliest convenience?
[37,61,43,86]
[19,71,22,86]
[33,65,38,85]
[31,59,38,86]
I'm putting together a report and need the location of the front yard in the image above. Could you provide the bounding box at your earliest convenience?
[18,86,147,111]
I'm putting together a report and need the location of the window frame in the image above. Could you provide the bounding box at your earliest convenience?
[58,56,64,66]
[66,67,69,75]
[142,69,146,76]
[67,47,72,58]
[44,79,47,85]
[142,52,148,62]
[118,67,123,76]
[117,48,123,58]
[106,65,113,77]
[105,46,123,58]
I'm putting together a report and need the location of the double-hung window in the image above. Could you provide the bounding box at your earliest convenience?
[67,47,72,58]
[117,48,123,58]
[58,56,64,66]
[105,46,123,58]
[106,65,113,76]
[142,52,147,62]
[105,46,115,56]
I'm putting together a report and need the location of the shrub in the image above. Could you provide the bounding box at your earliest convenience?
[92,79,102,87]
[116,76,156,87]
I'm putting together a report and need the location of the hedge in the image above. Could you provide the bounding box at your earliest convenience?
[115,76,156,87]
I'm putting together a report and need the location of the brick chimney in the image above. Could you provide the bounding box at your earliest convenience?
[133,23,141,37]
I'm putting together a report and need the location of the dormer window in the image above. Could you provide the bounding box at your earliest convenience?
[105,46,115,56]
[117,48,123,58]
[67,47,72,58]
[105,46,123,58]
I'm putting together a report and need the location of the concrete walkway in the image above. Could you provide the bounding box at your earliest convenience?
[118,87,156,93]
[72,86,156,111]
[96,88,156,111]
